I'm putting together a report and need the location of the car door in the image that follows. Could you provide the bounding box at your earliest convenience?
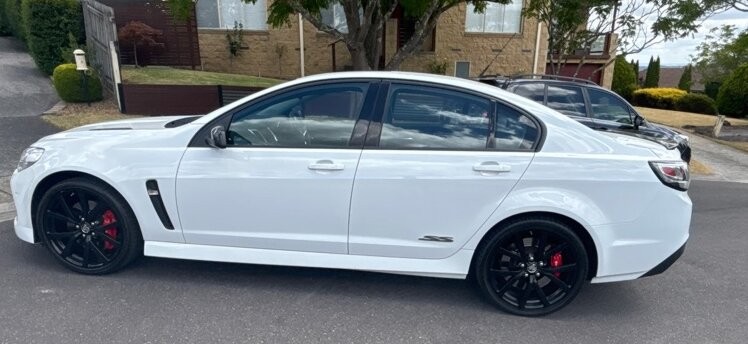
[348,82,540,259]
[176,81,377,254]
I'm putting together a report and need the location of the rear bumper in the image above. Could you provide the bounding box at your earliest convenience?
[640,242,686,278]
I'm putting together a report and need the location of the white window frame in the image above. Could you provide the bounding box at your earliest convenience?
[465,2,523,34]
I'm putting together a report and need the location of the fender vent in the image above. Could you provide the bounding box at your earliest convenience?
[146,180,174,230]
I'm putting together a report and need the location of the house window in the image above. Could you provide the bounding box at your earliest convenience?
[197,0,267,31]
[321,3,348,33]
[465,2,522,34]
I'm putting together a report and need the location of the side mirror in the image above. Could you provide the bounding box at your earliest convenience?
[206,125,227,149]
[633,114,645,129]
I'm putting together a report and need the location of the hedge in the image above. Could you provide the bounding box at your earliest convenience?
[3,0,24,40]
[52,63,103,103]
[716,64,748,118]
[22,0,84,75]
[674,93,717,115]
[631,88,687,110]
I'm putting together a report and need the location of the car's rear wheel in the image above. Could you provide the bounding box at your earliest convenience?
[474,217,588,316]
[35,178,142,274]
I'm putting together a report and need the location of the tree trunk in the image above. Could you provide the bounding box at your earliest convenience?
[385,1,442,71]
[348,45,372,71]
[133,43,139,68]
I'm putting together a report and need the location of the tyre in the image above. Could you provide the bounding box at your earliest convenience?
[35,177,142,274]
[474,217,588,316]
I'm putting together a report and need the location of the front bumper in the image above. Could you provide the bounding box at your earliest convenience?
[10,168,38,244]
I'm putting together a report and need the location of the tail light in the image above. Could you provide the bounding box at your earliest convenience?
[649,161,690,191]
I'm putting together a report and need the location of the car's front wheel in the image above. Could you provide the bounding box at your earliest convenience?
[474,217,588,316]
[35,177,142,274]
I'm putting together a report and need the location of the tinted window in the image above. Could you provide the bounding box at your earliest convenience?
[546,85,587,117]
[491,102,539,150]
[380,85,491,150]
[588,88,632,124]
[227,83,368,148]
[510,83,545,103]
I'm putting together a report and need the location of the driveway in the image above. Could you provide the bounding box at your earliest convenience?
[0,180,746,343]
[0,37,59,117]
[0,37,59,207]
[688,133,748,183]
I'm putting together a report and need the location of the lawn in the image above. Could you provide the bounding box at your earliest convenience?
[636,107,748,128]
[121,66,283,88]
[43,100,137,130]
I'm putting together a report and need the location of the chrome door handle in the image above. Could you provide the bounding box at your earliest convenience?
[308,160,345,171]
[473,162,512,173]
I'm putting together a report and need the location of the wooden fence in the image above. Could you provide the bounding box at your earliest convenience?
[119,84,265,116]
[82,0,118,95]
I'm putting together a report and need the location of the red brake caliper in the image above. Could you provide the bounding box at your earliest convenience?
[102,210,118,251]
[550,252,563,278]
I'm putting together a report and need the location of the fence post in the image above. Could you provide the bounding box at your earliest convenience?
[713,114,726,138]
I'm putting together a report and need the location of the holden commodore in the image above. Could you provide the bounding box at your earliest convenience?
[11,72,691,316]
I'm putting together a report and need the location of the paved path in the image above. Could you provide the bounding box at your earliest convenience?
[0,37,60,210]
[0,37,59,117]
[0,180,746,343]
[687,132,748,183]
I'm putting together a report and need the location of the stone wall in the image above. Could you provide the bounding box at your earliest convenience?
[197,2,548,80]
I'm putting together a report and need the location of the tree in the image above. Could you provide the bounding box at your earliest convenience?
[692,25,748,86]
[643,56,657,87]
[525,0,714,78]
[612,55,638,100]
[165,0,511,71]
[266,0,513,71]
[716,63,748,117]
[117,21,163,68]
[678,64,692,91]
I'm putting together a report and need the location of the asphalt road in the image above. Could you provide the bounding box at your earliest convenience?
[0,180,746,344]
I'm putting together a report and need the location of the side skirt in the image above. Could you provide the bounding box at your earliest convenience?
[144,241,472,279]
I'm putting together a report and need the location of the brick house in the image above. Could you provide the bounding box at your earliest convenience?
[195,0,550,80]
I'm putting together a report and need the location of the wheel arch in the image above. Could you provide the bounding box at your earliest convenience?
[471,211,599,280]
[30,171,127,242]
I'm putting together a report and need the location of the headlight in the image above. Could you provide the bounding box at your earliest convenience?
[17,147,44,172]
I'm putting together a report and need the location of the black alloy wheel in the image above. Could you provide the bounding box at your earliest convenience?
[36,178,142,274]
[475,218,588,316]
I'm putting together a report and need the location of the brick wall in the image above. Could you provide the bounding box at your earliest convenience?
[197,2,548,80]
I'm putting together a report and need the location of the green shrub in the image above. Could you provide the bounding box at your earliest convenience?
[52,63,103,103]
[22,0,84,75]
[631,88,687,110]
[4,0,24,40]
[704,82,721,100]
[612,56,639,101]
[717,64,748,118]
[0,2,9,35]
[678,64,692,92]
[674,93,717,115]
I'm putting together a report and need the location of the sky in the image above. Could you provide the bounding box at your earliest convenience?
[626,8,747,67]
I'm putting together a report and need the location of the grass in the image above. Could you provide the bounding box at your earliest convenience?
[635,107,748,128]
[43,100,138,130]
[121,66,283,88]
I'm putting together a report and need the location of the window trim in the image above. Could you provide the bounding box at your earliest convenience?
[188,79,380,149]
[365,80,545,152]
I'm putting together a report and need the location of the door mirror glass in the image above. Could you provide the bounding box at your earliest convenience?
[206,125,227,149]
[633,114,645,129]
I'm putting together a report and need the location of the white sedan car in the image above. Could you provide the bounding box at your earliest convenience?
[11,72,691,316]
